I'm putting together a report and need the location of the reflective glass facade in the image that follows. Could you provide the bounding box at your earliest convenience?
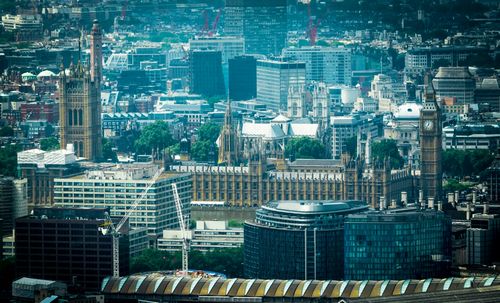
[344,209,452,280]
[244,200,368,280]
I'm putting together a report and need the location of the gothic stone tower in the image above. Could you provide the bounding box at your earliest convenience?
[218,101,240,165]
[419,82,442,201]
[287,84,306,119]
[311,82,330,127]
[59,62,102,160]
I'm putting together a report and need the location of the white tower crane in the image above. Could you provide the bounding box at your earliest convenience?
[99,167,164,278]
[172,182,191,275]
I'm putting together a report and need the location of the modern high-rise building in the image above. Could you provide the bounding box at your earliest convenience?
[15,207,129,291]
[53,164,192,240]
[256,59,306,112]
[189,49,225,97]
[330,113,382,160]
[467,213,500,266]
[344,209,452,280]
[189,36,245,65]
[225,0,287,55]
[59,21,102,160]
[0,176,28,235]
[190,36,245,90]
[432,67,475,113]
[282,46,352,85]
[244,200,368,280]
[228,55,257,101]
[419,83,443,202]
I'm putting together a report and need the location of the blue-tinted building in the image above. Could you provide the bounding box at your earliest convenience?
[344,209,452,280]
[244,200,368,280]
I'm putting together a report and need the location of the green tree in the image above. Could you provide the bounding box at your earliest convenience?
[130,247,243,278]
[443,149,495,178]
[0,144,20,177]
[191,140,213,162]
[40,137,59,151]
[285,137,327,159]
[102,138,118,162]
[0,126,13,137]
[371,139,404,169]
[198,123,221,143]
[134,121,174,155]
[166,143,180,155]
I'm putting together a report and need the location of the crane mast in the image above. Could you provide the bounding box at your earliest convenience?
[172,183,190,275]
[100,167,164,278]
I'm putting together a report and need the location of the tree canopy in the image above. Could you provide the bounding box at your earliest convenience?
[40,137,60,151]
[371,139,404,169]
[130,247,243,278]
[443,149,495,179]
[191,140,214,162]
[134,121,174,155]
[197,123,221,143]
[190,123,220,162]
[285,137,327,160]
[102,138,118,162]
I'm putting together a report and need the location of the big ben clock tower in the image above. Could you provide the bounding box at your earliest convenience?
[419,80,442,202]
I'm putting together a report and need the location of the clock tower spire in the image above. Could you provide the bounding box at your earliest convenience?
[419,76,443,202]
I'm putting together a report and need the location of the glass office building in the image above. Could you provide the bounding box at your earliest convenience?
[344,209,452,280]
[244,200,368,280]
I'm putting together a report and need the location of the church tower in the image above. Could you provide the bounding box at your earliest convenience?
[287,84,306,119]
[311,82,330,126]
[419,79,442,202]
[59,21,102,161]
[218,101,240,165]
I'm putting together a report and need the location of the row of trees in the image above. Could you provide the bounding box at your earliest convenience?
[130,248,243,278]
[442,149,495,179]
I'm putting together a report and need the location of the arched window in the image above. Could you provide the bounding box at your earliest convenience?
[73,109,78,126]
[78,109,83,126]
[292,102,298,116]
[317,105,323,117]
[68,109,73,126]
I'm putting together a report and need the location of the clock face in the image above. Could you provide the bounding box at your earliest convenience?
[424,120,434,131]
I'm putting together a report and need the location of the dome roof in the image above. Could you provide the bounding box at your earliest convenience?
[37,70,56,78]
[394,102,422,119]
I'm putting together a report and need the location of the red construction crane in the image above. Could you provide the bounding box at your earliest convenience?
[121,0,128,20]
[209,9,221,36]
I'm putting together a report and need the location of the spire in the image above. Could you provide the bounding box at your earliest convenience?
[218,97,240,166]
[90,19,102,83]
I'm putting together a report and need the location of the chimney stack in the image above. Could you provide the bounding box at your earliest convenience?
[391,199,397,209]
[379,196,386,211]
[428,197,434,209]
[484,201,489,215]
[472,191,477,204]
[466,203,471,220]
[438,201,443,211]
[454,191,459,204]
[401,191,407,206]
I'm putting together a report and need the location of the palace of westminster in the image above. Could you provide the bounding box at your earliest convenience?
[21,20,443,210]
[169,83,443,209]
